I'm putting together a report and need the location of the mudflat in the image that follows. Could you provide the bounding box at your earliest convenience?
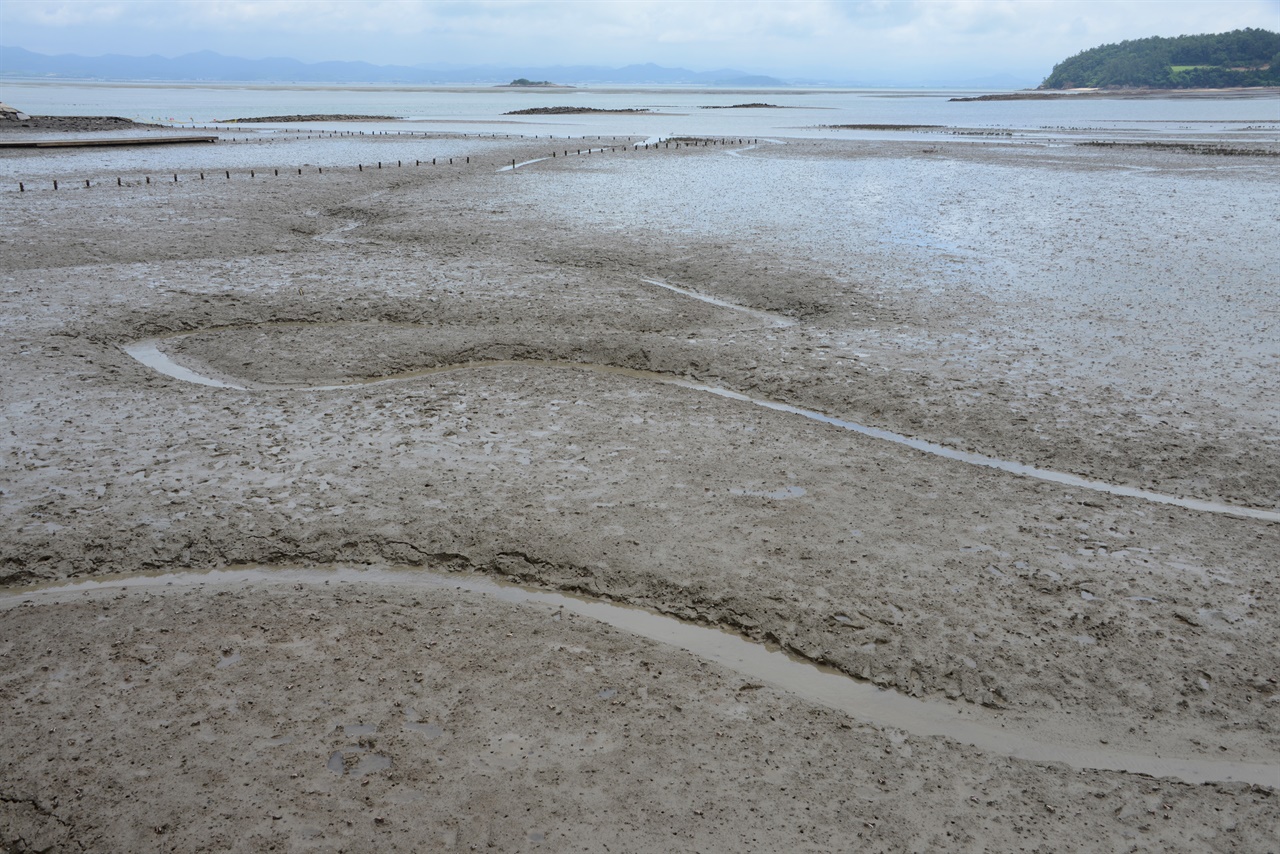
[1,129,1277,851]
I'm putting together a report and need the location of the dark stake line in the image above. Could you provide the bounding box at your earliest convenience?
[14,138,713,190]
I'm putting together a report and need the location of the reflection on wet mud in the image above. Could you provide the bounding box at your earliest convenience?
[327,747,392,777]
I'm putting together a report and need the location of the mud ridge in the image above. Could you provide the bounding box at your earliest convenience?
[123,335,1280,522]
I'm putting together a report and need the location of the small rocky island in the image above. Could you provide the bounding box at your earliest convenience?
[503,106,652,115]
[700,103,784,109]
[0,103,164,132]
[500,79,574,88]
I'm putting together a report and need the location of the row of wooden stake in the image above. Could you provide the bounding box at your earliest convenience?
[14,139,758,191]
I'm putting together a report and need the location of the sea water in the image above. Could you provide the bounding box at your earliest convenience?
[4,78,1277,140]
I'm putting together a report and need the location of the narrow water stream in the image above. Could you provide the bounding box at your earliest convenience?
[121,335,1280,522]
[2,565,1274,787]
[639,277,796,327]
[498,147,610,171]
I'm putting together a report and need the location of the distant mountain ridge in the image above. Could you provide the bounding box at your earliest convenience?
[0,46,786,86]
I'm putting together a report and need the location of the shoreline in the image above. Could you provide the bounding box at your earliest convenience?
[952,85,1280,101]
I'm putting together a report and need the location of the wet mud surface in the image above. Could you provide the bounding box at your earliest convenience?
[3,580,1276,852]
[1,131,1277,850]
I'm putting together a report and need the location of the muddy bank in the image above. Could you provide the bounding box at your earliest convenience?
[819,123,943,130]
[951,87,1280,101]
[1075,140,1280,156]
[0,114,166,133]
[1,131,1276,850]
[504,106,653,115]
[216,114,402,123]
[2,578,1276,852]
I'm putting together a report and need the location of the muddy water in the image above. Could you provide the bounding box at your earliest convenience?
[121,332,1280,521]
[125,339,244,388]
[2,564,1274,787]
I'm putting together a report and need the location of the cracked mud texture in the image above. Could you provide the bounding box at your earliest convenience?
[1,132,1277,850]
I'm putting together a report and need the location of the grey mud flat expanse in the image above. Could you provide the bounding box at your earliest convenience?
[1,123,1278,851]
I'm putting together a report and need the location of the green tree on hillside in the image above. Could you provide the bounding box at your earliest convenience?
[1041,28,1279,89]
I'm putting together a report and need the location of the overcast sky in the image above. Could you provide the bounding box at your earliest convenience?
[3,0,1277,83]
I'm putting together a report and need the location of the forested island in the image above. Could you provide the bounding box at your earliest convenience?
[1040,28,1279,89]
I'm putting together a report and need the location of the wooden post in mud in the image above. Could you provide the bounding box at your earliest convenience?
[200,173,204,180]
[118,178,122,186]
[359,164,363,171]
[18,182,23,192]
[225,171,230,179]
[250,170,255,178]
[145,177,150,185]
[85,179,90,188]
[53,180,57,190]
[173,174,178,183]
